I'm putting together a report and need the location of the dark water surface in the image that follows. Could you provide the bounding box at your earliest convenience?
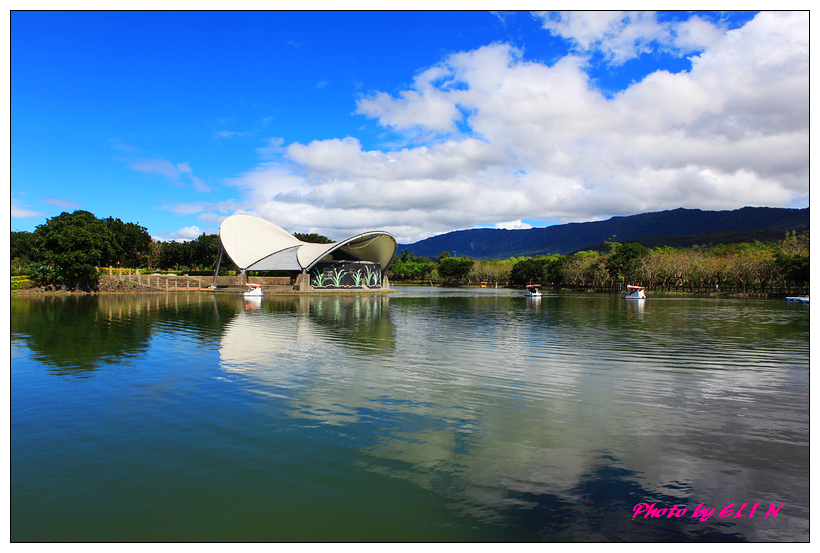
[10,288,809,542]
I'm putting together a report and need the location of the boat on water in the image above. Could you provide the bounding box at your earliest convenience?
[623,285,646,299]
[786,296,809,303]
[526,284,542,297]
[242,283,264,297]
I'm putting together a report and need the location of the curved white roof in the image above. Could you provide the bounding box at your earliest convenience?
[219,214,397,272]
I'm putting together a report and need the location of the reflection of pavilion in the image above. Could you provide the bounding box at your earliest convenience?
[219,294,396,377]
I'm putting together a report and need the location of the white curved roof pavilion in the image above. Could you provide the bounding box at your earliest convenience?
[218,214,397,273]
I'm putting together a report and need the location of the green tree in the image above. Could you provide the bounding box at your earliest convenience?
[437,256,474,282]
[388,250,436,280]
[543,255,566,285]
[774,231,809,294]
[32,210,115,283]
[293,232,334,244]
[509,258,546,286]
[563,251,599,287]
[399,249,433,264]
[104,217,153,268]
[11,230,40,275]
[775,252,809,293]
[605,243,648,285]
[188,233,222,271]
[159,240,190,271]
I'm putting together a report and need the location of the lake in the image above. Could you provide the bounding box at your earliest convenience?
[10,288,810,542]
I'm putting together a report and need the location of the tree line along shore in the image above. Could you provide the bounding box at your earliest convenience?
[371,233,809,296]
[11,209,809,296]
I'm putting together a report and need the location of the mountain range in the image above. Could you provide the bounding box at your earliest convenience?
[398,207,809,260]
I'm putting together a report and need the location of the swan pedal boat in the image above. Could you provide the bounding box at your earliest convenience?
[623,285,646,299]
[526,284,542,297]
[242,283,264,297]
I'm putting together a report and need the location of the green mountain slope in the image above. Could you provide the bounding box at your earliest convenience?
[399,207,809,260]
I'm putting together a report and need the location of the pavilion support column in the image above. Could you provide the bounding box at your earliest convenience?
[294,272,310,291]
[212,241,224,287]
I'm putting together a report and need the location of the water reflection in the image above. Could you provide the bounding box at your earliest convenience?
[227,288,809,540]
[10,290,809,541]
[10,294,236,375]
[244,296,263,311]
[624,298,646,316]
[219,294,395,375]
[11,295,155,375]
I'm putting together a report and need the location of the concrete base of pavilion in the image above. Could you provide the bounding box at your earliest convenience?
[208,274,396,295]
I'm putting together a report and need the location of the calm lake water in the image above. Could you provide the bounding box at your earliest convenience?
[10,288,810,542]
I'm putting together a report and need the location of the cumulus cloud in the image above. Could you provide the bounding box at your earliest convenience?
[495,220,533,230]
[533,11,726,64]
[203,11,808,244]
[157,225,206,242]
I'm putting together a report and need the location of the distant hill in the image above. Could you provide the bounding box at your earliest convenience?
[399,207,809,260]
[583,229,799,253]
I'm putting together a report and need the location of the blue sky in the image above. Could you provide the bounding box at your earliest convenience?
[10,10,809,244]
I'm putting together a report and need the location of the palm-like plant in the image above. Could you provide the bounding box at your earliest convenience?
[330,267,347,287]
[366,267,381,287]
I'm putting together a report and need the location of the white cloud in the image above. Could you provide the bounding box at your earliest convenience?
[108,138,138,152]
[257,137,286,159]
[159,199,241,216]
[176,162,211,192]
[532,11,726,64]
[129,158,211,192]
[213,130,253,141]
[200,12,808,244]
[38,197,81,209]
[11,199,46,219]
[130,158,181,180]
[157,225,206,242]
[495,220,533,230]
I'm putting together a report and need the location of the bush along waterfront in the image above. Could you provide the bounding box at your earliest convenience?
[388,232,809,296]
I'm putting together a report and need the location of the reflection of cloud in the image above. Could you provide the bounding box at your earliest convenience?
[213,291,807,540]
[219,295,395,383]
